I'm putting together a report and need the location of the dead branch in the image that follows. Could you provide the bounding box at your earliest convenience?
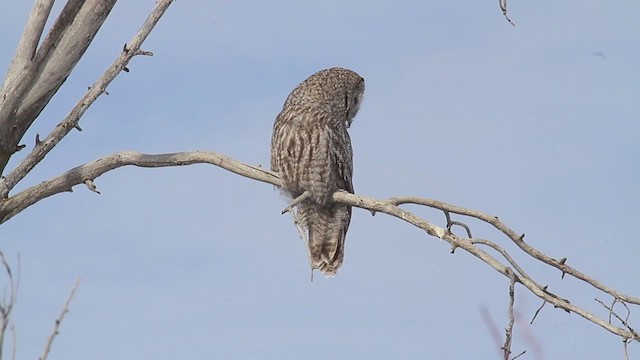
[387,197,640,305]
[39,278,81,360]
[499,0,515,26]
[0,0,175,197]
[0,150,636,344]
[502,268,517,359]
[0,0,118,174]
[0,252,19,360]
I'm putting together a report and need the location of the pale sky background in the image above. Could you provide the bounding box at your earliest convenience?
[1,1,639,359]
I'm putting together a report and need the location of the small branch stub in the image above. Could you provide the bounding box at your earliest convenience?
[281,191,311,215]
[83,179,100,194]
[499,0,515,26]
[135,49,153,56]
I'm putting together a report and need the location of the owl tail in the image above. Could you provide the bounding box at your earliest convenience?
[307,204,351,277]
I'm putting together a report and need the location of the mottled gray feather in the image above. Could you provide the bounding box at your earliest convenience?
[271,67,364,276]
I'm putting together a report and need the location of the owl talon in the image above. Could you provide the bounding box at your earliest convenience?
[281,191,311,214]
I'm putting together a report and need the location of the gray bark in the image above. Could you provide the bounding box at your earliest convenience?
[0,0,117,174]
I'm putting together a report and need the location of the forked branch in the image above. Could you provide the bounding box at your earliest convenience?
[0,0,118,174]
[0,0,175,197]
[0,150,636,345]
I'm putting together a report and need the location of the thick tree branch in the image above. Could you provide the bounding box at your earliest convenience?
[1,0,55,90]
[0,0,118,174]
[0,151,279,223]
[0,150,636,344]
[0,0,175,195]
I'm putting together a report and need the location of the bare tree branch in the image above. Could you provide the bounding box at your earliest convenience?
[0,0,175,194]
[0,0,119,174]
[0,151,279,223]
[1,0,55,89]
[0,149,636,343]
[595,298,638,339]
[388,197,640,305]
[499,0,515,26]
[39,278,80,360]
[0,252,19,360]
[502,268,517,359]
[0,2,634,355]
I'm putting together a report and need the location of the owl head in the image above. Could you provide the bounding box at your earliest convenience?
[284,67,364,128]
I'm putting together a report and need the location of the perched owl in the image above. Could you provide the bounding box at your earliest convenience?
[271,67,365,277]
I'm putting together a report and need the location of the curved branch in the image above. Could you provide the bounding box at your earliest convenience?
[0,151,280,223]
[388,197,640,305]
[0,149,637,343]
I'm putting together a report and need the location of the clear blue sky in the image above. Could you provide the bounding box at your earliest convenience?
[1,1,639,359]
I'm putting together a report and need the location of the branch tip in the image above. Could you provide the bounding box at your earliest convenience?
[449,243,458,253]
[135,49,153,56]
[499,0,516,26]
[83,179,100,194]
[281,191,310,214]
[530,300,546,324]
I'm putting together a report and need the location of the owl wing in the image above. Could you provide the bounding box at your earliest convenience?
[305,124,353,277]
[331,128,354,195]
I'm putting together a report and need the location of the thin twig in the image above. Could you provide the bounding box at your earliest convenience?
[0,252,19,360]
[40,278,81,360]
[530,300,546,325]
[499,0,515,26]
[470,238,535,287]
[502,267,516,360]
[443,210,472,237]
[595,298,638,339]
[387,196,640,305]
[623,338,630,360]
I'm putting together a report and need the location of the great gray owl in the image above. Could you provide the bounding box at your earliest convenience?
[271,67,365,277]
